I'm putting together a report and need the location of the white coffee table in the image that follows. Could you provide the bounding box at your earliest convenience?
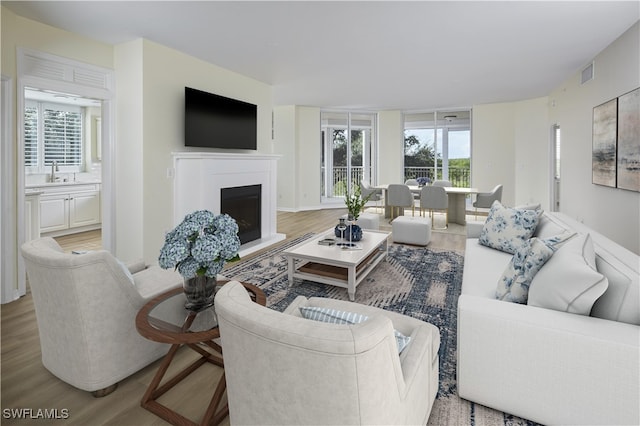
[283,228,391,301]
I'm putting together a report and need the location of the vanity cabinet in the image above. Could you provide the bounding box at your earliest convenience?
[32,184,101,235]
[25,192,42,241]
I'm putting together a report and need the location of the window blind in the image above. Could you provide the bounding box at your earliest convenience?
[43,107,82,166]
[24,101,83,169]
[24,105,38,167]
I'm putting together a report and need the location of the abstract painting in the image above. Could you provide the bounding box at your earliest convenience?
[616,87,640,192]
[592,98,617,187]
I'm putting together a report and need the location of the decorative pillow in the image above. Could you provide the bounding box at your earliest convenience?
[496,233,575,304]
[534,215,569,239]
[528,233,609,315]
[479,201,542,254]
[299,306,411,353]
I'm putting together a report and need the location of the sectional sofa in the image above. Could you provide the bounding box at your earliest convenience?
[458,208,639,425]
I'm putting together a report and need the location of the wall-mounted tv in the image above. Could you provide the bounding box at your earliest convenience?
[185,87,257,150]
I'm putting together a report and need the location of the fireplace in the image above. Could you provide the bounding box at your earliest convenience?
[173,152,285,257]
[221,185,261,245]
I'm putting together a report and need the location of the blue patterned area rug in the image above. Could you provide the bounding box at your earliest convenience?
[222,234,539,426]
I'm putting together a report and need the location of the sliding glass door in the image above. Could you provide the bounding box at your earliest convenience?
[321,112,377,200]
[403,110,471,187]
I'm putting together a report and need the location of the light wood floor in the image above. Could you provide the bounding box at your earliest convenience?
[1,208,465,425]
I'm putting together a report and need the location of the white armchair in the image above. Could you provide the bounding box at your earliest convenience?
[387,184,415,219]
[420,185,449,229]
[360,180,383,213]
[215,281,441,425]
[473,184,503,218]
[20,237,183,396]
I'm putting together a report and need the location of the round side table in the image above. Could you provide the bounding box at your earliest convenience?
[136,280,266,426]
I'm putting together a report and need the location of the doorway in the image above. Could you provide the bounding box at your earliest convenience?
[7,48,115,303]
[321,111,377,201]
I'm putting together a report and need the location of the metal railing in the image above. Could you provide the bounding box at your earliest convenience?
[322,166,471,197]
[404,167,470,187]
[322,166,364,197]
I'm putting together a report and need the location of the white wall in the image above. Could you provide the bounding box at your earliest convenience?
[377,110,403,185]
[116,39,274,264]
[274,105,297,210]
[549,22,639,254]
[514,97,550,208]
[296,106,321,210]
[114,40,144,261]
[471,103,516,206]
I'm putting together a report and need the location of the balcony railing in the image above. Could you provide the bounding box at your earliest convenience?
[322,166,471,197]
[404,167,470,187]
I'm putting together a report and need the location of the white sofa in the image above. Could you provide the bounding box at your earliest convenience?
[458,211,640,425]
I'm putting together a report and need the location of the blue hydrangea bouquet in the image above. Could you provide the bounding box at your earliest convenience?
[159,210,241,279]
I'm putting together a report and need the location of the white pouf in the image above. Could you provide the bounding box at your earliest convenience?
[340,213,380,230]
[392,216,431,246]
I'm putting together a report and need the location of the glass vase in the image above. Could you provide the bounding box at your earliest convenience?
[183,275,217,311]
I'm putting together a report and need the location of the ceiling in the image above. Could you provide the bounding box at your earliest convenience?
[4,1,639,111]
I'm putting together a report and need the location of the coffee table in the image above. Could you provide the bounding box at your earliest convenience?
[283,228,391,301]
[135,280,266,426]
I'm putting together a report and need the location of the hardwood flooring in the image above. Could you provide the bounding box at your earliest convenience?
[1,208,466,425]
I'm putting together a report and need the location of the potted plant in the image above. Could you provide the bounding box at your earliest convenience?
[159,210,240,310]
[345,184,372,221]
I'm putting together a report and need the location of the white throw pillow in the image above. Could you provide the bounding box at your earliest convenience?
[496,233,576,304]
[528,233,609,315]
[299,306,411,353]
[479,201,542,254]
[534,215,569,239]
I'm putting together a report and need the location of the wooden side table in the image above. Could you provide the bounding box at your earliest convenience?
[135,280,266,426]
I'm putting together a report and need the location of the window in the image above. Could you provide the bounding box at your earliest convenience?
[24,100,83,171]
[403,111,471,187]
[321,112,377,200]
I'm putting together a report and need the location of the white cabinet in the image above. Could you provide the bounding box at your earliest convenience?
[69,191,101,228]
[40,194,69,233]
[31,184,101,236]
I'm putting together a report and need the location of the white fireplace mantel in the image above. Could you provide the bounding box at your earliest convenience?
[172,152,285,257]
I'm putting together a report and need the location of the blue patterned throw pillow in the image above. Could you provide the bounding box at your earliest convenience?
[496,233,575,304]
[299,306,411,353]
[479,201,542,254]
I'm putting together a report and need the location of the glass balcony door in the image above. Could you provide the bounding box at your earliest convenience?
[321,112,376,200]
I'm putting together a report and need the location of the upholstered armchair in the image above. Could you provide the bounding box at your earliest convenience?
[360,180,383,213]
[473,184,503,218]
[20,237,183,396]
[387,184,415,219]
[215,281,441,425]
[420,185,449,229]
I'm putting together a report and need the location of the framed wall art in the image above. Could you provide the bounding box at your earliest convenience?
[616,87,640,192]
[592,98,618,188]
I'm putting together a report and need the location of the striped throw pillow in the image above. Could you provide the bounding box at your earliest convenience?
[299,306,411,353]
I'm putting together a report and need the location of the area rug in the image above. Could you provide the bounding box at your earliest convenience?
[222,234,539,426]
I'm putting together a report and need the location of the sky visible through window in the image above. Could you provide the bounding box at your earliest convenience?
[407,129,470,159]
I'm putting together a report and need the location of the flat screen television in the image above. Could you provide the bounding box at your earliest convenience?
[185,87,257,150]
